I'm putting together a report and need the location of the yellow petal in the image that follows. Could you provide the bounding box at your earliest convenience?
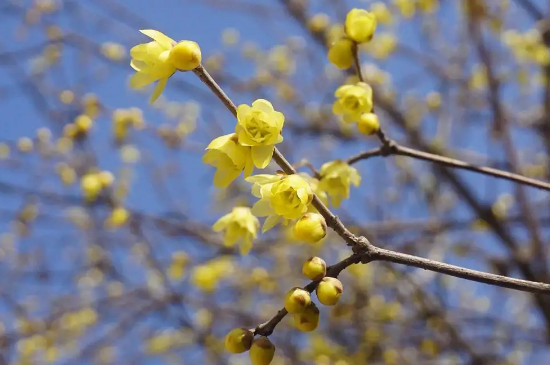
[251,145,274,169]
[129,72,158,89]
[150,77,168,104]
[251,199,272,217]
[140,29,174,49]
[213,167,241,188]
[243,153,254,177]
[213,215,230,231]
[239,236,253,255]
[251,99,274,113]
[262,215,281,232]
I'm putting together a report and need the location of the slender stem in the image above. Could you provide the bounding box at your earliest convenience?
[370,246,550,295]
[347,143,550,192]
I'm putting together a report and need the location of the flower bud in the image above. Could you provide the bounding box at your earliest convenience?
[293,213,327,244]
[224,327,253,353]
[293,302,320,332]
[169,40,201,71]
[302,256,327,280]
[249,336,275,365]
[284,287,311,314]
[357,113,380,136]
[328,38,354,69]
[316,277,343,306]
[345,9,377,43]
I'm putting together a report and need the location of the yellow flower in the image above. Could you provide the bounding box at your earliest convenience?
[328,38,354,69]
[247,174,313,231]
[345,9,377,43]
[333,82,373,123]
[357,112,380,135]
[371,2,394,25]
[202,133,254,188]
[213,207,259,255]
[236,99,284,168]
[365,32,397,59]
[130,30,177,103]
[394,0,415,18]
[300,172,329,209]
[190,257,233,292]
[319,160,361,208]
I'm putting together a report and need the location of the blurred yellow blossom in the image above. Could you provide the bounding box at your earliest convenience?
[213,207,259,254]
[319,160,361,207]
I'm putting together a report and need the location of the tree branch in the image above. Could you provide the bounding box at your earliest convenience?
[347,142,550,192]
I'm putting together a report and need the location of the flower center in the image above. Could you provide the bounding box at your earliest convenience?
[246,111,272,139]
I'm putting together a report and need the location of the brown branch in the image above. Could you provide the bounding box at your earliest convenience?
[369,244,550,295]
[191,63,550,342]
[347,143,550,192]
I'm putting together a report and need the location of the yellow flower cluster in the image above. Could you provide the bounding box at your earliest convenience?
[333,82,373,122]
[63,114,93,139]
[332,81,380,134]
[328,8,377,70]
[130,30,201,103]
[203,99,284,188]
[502,29,550,66]
[80,170,114,202]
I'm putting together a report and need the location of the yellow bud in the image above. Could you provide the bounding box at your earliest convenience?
[426,92,442,110]
[357,113,380,135]
[293,213,327,244]
[81,174,102,201]
[17,137,34,153]
[316,277,343,306]
[293,302,320,331]
[302,256,326,280]
[106,207,129,227]
[345,9,377,43]
[249,336,275,365]
[284,287,311,314]
[224,327,253,353]
[98,171,114,187]
[308,13,330,33]
[328,38,354,69]
[169,41,201,71]
[75,114,93,134]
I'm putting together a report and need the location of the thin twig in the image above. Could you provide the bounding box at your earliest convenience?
[347,143,550,192]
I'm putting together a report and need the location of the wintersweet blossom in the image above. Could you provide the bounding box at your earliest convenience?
[213,207,259,255]
[332,82,374,123]
[319,160,361,208]
[236,99,284,168]
[202,133,253,188]
[247,174,313,232]
[130,30,201,103]
[130,30,177,103]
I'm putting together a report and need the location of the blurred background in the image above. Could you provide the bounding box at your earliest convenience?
[1,0,550,364]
